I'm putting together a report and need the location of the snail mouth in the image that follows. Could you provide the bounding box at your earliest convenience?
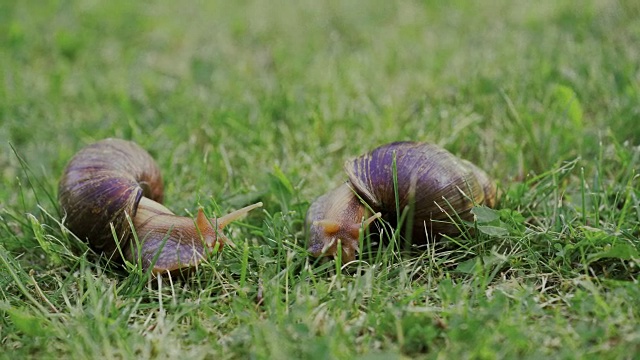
[203,202,263,250]
[311,236,359,264]
[197,209,235,251]
[206,229,235,250]
[308,213,381,263]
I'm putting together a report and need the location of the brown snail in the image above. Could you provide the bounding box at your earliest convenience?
[306,141,497,262]
[58,138,262,274]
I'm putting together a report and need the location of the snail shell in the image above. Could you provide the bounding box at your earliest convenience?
[306,141,497,262]
[58,138,262,274]
[59,139,164,258]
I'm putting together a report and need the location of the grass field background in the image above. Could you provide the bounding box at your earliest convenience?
[1,0,639,358]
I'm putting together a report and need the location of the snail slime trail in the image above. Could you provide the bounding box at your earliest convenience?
[58,138,263,274]
[306,141,497,262]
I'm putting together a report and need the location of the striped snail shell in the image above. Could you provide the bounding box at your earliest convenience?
[58,138,262,274]
[306,141,497,262]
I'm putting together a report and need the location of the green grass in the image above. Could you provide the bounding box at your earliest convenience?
[1,0,639,358]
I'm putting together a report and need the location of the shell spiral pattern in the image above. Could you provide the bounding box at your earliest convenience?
[58,138,164,259]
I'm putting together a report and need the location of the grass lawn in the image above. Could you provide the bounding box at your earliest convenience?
[1,0,639,358]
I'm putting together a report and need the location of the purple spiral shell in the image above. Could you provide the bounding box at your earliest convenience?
[58,138,164,259]
[345,141,496,238]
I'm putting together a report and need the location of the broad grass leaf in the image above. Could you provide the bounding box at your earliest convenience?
[455,257,480,274]
[471,206,500,223]
[551,84,584,129]
[471,206,509,236]
[477,225,509,237]
[7,307,47,337]
[271,164,294,195]
[588,243,640,262]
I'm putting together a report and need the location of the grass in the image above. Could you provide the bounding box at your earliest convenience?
[1,0,639,358]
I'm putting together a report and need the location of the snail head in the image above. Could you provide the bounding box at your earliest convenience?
[308,212,380,263]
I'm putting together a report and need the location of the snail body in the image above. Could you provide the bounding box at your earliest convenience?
[306,141,497,262]
[58,138,262,274]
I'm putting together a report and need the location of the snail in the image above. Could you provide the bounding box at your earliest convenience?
[306,141,497,262]
[58,138,262,274]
